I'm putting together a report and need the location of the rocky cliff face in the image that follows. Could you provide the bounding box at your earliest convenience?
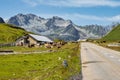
[7,13,110,41]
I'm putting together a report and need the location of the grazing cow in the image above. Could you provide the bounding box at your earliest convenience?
[44,43,52,48]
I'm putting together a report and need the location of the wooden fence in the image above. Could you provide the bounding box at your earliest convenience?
[0,43,16,48]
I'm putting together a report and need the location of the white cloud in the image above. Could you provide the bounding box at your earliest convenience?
[23,0,120,7]
[22,0,38,7]
[108,15,120,21]
[71,14,120,22]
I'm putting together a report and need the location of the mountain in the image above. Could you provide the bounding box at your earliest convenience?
[0,23,28,43]
[0,17,5,23]
[102,24,120,41]
[7,13,110,41]
[80,25,110,38]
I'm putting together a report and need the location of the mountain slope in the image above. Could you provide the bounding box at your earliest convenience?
[80,25,109,38]
[0,23,27,43]
[102,24,120,41]
[0,17,5,23]
[7,13,110,41]
[74,24,110,40]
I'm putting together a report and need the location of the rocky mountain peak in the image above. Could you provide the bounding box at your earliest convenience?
[17,13,24,16]
[52,16,64,20]
[46,16,72,28]
[7,13,46,27]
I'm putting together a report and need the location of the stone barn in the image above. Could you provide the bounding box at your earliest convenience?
[15,34,53,47]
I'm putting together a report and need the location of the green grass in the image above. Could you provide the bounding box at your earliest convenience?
[96,42,120,51]
[0,46,49,52]
[107,46,120,51]
[102,24,120,41]
[0,23,28,43]
[0,43,81,80]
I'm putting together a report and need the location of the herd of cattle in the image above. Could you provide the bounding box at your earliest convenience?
[44,42,67,48]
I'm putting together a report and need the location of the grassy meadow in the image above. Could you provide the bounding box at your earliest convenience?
[0,46,49,52]
[95,42,120,51]
[0,42,81,80]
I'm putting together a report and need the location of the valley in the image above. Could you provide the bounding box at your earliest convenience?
[0,13,120,80]
[1,0,120,80]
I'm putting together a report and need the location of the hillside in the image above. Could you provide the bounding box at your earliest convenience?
[0,23,27,43]
[102,24,120,41]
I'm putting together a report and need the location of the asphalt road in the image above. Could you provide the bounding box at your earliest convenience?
[81,42,120,80]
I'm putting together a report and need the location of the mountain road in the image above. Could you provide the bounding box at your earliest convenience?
[81,42,120,80]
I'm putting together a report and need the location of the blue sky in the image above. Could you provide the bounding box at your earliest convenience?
[0,0,120,26]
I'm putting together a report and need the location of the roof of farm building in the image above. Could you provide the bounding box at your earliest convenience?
[29,34,53,42]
